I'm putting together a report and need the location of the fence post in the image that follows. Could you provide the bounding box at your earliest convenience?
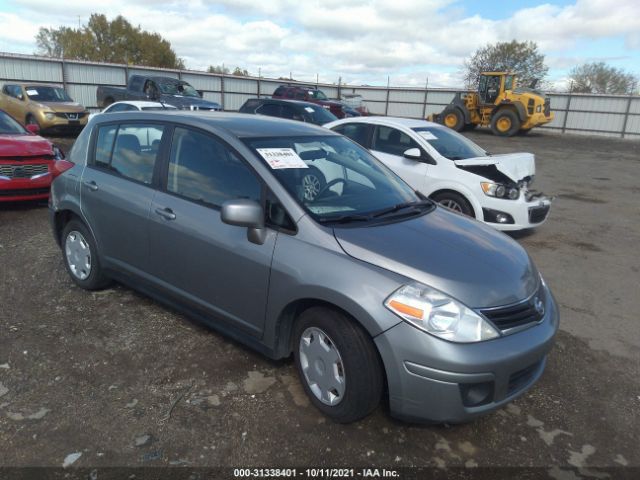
[561,82,573,134]
[60,59,67,90]
[621,94,633,139]
[257,68,261,98]
[421,77,429,119]
[220,74,225,111]
[384,76,390,116]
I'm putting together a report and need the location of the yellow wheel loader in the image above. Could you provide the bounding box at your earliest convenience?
[428,72,553,136]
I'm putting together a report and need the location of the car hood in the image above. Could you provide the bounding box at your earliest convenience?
[0,134,53,158]
[454,152,535,182]
[333,207,539,308]
[38,102,85,112]
[160,95,221,109]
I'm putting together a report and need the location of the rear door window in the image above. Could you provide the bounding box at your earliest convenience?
[256,103,281,117]
[371,126,419,156]
[93,123,165,184]
[332,123,371,147]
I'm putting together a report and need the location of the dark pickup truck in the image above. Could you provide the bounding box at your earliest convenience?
[96,75,221,111]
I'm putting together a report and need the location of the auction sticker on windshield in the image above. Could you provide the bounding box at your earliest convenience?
[257,148,309,169]
[418,131,438,141]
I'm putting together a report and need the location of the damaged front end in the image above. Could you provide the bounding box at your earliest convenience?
[454,153,554,229]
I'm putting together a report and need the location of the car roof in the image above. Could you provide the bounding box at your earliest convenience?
[110,100,176,108]
[252,98,323,109]
[331,116,442,129]
[94,111,339,138]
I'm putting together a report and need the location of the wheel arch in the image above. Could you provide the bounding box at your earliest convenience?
[428,187,480,220]
[273,297,377,359]
[496,102,527,122]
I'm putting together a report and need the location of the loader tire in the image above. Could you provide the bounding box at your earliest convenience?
[441,107,465,132]
[491,109,520,137]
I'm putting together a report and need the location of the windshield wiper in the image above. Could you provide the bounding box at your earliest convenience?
[317,213,372,224]
[371,200,433,218]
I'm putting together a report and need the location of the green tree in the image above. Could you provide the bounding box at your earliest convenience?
[207,65,249,76]
[36,14,184,69]
[207,65,229,74]
[569,62,638,94]
[462,40,548,89]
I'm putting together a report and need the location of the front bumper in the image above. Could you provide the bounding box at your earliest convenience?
[0,166,52,202]
[37,112,88,134]
[480,192,553,231]
[374,286,559,424]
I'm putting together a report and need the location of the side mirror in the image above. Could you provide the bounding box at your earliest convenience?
[26,124,40,135]
[403,148,422,160]
[221,199,267,245]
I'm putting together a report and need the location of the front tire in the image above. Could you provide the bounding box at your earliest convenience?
[62,220,111,290]
[431,191,474,217]
[490,109,521,136]
[293,307,383,423]
[441,107,465,132]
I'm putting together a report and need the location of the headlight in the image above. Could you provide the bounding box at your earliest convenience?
[44,112,56,120]
[384,282,499,343]
[481,182,519,200]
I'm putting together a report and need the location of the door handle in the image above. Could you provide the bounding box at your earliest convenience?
[83,180,98,191]
[155,207,176,220]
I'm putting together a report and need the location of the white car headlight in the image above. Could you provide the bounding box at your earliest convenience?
[384,282,499,343]
[481,182,520,200]
[44,112,56,120]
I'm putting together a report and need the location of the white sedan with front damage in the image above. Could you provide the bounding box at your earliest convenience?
[325,116,552,231]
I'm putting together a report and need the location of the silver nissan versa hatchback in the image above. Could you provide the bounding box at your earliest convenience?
[49,112,558,424]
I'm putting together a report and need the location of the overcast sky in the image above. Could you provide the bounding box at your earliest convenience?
[0,0,638,89]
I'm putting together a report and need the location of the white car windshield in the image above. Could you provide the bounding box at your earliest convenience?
[413,127,487,160]
[245,135,432,225]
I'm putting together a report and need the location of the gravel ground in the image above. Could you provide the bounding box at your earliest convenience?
[0,128,638,477]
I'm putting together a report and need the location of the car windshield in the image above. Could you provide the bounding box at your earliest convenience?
[0,111,27,134]
[309,90,328,100]
[305,105,338,125]
[245,135,430,225]
[412,127,487,160]
[25,86,72,102]
[158,81,200,97]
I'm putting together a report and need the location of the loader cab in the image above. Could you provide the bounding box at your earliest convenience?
[478,73,515,105]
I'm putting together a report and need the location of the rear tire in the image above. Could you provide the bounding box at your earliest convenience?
[441,107,465,132]
[490,109,520,137]
[61,219,111,290]
[431,191,474,217]
[293,307,383,423]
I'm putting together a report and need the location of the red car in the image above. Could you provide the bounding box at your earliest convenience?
[0,109,71,202]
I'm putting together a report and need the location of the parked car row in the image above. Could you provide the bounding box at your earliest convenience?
[48,111,559,425]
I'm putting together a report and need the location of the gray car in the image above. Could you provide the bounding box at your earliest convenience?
[49,111,558,424]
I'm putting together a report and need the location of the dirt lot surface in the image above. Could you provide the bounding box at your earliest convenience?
[1,128,639,477]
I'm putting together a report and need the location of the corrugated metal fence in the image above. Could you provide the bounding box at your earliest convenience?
[1,52,639,139]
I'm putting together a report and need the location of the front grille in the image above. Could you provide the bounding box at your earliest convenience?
[480,286,545,333]
[0,164,49,179]
[544,98,551,116]
[55,112,86,120]
[0,187,50,197]
[508,361,541,395]
[529,204,550,224]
